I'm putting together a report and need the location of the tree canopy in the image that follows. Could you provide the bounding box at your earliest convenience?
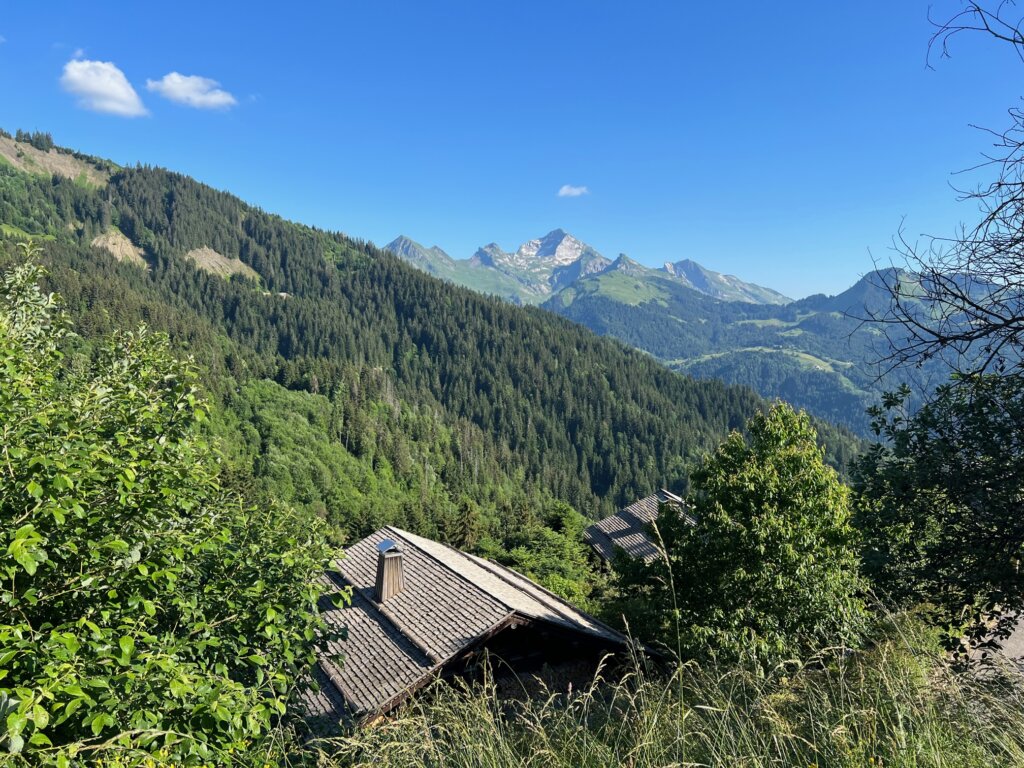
[860,1,1024,660]
[613,403,866,667]
[855,376,1024,657]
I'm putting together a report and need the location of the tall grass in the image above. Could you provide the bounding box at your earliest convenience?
[4,614,1019,766]
[310,615,1024,768]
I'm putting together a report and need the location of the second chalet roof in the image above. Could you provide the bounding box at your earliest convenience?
[584,489,688,562]
[306,526,629,723]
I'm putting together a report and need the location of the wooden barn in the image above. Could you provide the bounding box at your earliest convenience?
[584,489,691,563]
[298,526,631,731]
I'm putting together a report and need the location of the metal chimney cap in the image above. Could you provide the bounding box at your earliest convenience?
[377,539,399,554]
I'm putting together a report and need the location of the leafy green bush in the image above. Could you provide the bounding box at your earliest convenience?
[0,254,338,764]
[614,403,866,666]
[855,376,1024,655]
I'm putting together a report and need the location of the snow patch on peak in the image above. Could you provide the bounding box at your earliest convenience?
[515,229,595,266]
[515,238,541,262]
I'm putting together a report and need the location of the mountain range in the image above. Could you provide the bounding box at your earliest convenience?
[386,230,932,435]
[385,231,792,306]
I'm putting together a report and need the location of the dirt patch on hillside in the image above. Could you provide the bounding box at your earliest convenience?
[0,136,109,187]
[185,246,260,281]
[91,229,146,268]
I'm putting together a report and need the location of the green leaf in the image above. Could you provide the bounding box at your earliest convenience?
[28,731,52,747]
[7,733,24,754]
[118,636,135,662]
[6,711,26,738]
[7,525,46,576]
[89,713,113,736]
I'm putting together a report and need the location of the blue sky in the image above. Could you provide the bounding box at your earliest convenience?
[0,1,1019,298]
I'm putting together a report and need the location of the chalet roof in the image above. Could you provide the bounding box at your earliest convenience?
[584,489,688,563]
[303,526,629,725]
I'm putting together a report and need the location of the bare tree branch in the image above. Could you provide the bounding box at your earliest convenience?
[874,3,1024,378]
[928,1,1024,66]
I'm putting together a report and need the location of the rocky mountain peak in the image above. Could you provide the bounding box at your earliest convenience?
[609,253,648,275]
[515,229,593,266]
[385,235,453,263]
[385,230,790,306]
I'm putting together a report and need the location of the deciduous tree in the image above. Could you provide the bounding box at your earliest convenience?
[854,376,1024,658]
[615,403,865,667]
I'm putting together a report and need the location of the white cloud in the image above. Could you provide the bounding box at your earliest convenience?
[146,72,237,109]
[0,35,7,44]
[558,184,589,198]
[60,58,147,117]
[72,47,85,58]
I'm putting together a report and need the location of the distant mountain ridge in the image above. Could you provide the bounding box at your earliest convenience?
[662,258,792,305]
[384,230,952,435]
[384,230,792,306]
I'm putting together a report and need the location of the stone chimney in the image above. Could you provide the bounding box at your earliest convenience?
[375,539,405,603]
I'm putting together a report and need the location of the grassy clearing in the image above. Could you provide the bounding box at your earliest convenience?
[733,318,794,328]
[0,135,110,186]
[589,273,669,306]
[312,615,1024,768]
[74,169,96,189]
[676,346,845,372]
[184,246,261,282]
[0,223,55,241]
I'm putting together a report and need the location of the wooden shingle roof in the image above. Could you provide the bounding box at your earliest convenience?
[584,489,688,563]
[303,526,629,725]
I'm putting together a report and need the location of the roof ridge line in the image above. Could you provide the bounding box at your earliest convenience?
[468,553,625,641]
[658,488,684,503]
[384,526,518,612]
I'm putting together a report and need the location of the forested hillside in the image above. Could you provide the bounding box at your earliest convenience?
[0,133,860,568]
[544,266,929,433]
[386,222,931,435]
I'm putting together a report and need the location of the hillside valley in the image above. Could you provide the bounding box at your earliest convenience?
[2,94,1021,768]
[0,130,861,549]
[386,231,924,433]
